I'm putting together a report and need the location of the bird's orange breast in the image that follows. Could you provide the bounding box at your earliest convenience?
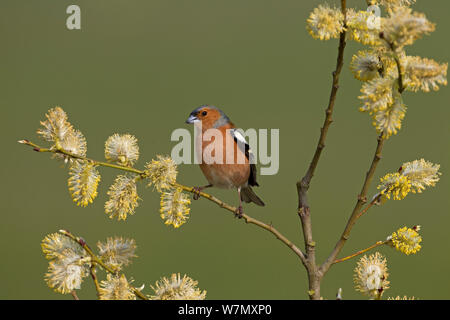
[196,124,250,188]
[200,162,250,189]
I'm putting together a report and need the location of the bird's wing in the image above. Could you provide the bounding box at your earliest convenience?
[229,129,259,186]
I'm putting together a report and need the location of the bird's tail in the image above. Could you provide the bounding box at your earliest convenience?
[240,186,265,206]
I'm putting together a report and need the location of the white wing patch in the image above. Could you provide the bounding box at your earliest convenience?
[230,129,247,145]
[230,129,255,163]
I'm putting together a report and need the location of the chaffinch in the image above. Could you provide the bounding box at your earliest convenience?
[186,105,265,215]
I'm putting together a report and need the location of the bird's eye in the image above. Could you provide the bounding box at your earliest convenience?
[202,111,207,116]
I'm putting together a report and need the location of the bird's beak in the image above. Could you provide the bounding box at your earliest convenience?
[186,114,199,124]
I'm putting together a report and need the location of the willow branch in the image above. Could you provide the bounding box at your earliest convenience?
[297,0,347,211]
[354,194,380,221]
[90,264,101,299]
[320,30,407,275]
[332,240,387,265]
[380,34,405,93]
[296,0,347,299]
[70,290,80,300]
[19,139,307,267]
[58,229,148,300]
[18,139,144,176]
[174,183,307,266]
[394,55,405,93]
[320,134,385,274]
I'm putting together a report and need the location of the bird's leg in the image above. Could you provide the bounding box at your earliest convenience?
[235,187,244,218]
[192,184,212,200]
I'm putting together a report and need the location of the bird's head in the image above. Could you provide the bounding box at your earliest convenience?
[186,105,231,129]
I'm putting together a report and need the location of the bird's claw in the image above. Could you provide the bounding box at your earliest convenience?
[192,187,201,200]
[234,205,244,219]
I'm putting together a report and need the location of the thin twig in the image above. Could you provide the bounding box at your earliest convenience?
[174,183,307,266]
[90,264,101,299]
[320,134,385,275]
[320,32,406,275]
[394,55,405,93]
[58,230,149,300]
[379,34,405,94]
[70,290,80,300]
[297,0,347,210]
[18,139,144,176]
[332,240,387,265]
[132,287,149,300]
[296,0,347,300]
[354,196,379,221]
[20,139,307,266]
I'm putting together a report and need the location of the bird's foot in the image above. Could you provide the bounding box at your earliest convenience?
[192,187,202,200]
[234,205,244,219]
[192,184,212,200]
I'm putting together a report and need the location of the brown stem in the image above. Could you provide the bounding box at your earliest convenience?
[320,28,405,282]
[320,134,385,275]
[70,290,80,300]
[59,230,149,300]
[354,196,379,221]
[90,264,101,299]
[297,0,347,300]
[297,1,347,209]
[394,55,405,93]
[175,183,308,267]
[379,34,405,94]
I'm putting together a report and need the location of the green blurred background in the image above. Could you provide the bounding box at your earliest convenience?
[1,0,449,300]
